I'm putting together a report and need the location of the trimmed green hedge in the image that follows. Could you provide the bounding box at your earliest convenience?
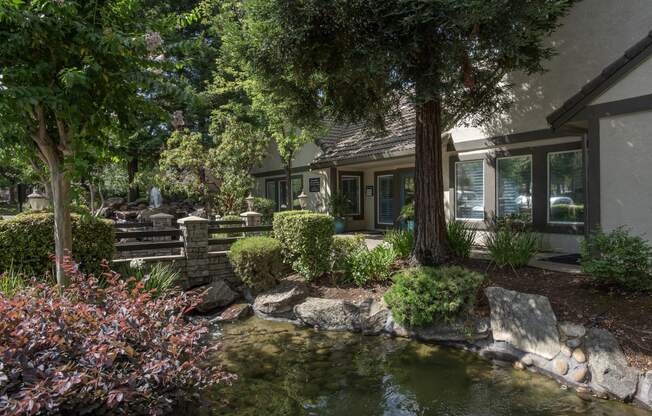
[0,213,115,277]
[273,210,334,280]
[384,266,484,327]
[228,237,283,293]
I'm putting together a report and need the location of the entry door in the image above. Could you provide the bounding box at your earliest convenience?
[399,172,415,210]
[377,175,394,225]
[278,179,288,210]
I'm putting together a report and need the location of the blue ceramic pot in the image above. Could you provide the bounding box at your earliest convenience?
[334,218,347,234]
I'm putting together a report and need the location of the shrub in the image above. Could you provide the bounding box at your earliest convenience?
[446,220,477,259]
[0,263,27,297]
[581,227,652,290]
[384,266,484,327]
[384,229,413,259]
[0,258,230,415]
[0,212,115,277]
[347,243,396,286]
[229,237,284,293]
[253,197,275,224]
[398,202,414,221]
[485,216,540,268]
[273,211,333,280]
[331,235,367,273]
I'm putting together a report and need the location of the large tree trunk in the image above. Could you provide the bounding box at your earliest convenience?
[127,156,139,202]
[411,99,448,266]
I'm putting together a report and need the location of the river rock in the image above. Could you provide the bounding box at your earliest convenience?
[485,287,561,360]
[635,372,652,408]
[384,313,410,337]
[412,317,491,343]
[253,281,309,319]
[585,328,639,400]
[212,303,252,322]
[294,298,361,331]
[572,348,586,364]
[195,280,238,313]
[572,366,588,383]
[359,299,390,335]
[553,358,569,375]
[559,321,586,338]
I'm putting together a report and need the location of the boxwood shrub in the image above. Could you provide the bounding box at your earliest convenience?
[384,266,484,327]
[228,236,283,293]
[273,211,334,280]
[0,212,115,277]
[581,227,652,290]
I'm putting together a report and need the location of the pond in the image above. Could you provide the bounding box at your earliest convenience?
[201,317,650,416]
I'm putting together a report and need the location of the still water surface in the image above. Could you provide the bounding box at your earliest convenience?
[203,317,649,416]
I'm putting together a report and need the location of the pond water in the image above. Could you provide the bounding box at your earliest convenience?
[201,317,650,416]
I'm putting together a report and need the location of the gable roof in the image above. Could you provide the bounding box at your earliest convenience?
[547,30,652,129]
[312,104,416,168]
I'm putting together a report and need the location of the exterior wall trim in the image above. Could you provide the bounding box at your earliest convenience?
[312,150,414,169]
[577,93,652,121]
[586,117,601,234]
[446,128,583,153]
[253,165,311,178]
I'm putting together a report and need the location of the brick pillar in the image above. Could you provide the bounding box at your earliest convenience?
[178,216,209,287]
[151,213,175,256]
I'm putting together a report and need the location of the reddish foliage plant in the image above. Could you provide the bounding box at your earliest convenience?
[0,258,232,415]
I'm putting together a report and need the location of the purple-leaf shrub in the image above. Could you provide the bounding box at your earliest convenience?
[0,258,232,415]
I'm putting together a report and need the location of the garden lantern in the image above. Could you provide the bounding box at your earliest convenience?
[298,191,308,210]
[27,189,49,212]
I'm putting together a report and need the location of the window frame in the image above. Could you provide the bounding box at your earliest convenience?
[265,175,303,212]
[495,154,533,219]
[454,159,485,221]
[340,175,362,217]
[547,149,585,226]
[376,174,395,225]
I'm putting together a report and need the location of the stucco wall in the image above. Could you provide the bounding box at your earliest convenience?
[251,140,323,174]
[599,110,652,239]
[592,56,652,105]
[449,0,652,142]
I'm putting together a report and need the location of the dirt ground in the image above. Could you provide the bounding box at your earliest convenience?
[305,258,652,371]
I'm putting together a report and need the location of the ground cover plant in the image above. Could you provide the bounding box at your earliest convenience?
[384,229,413,259]
[347,243,397,286]
[0,258,231,415]
[581,227,652,290]
[384,266,484,327]
[485,216,540,268]
[446,220,477,260]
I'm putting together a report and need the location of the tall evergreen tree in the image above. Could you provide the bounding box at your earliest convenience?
[226,0,576,265]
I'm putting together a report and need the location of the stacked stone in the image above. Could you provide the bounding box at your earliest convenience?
[178,216,210,288]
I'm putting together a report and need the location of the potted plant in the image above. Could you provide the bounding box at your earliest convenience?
[329,191,349,234]
[398,202,415,231]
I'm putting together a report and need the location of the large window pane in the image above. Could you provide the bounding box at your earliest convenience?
[378,175,394,224]
[341,176,361,216]
[455,160,484,220]
[266,181,278,210]
[278,180,288,210]
[548,150,584,223]
[497,156,532,220]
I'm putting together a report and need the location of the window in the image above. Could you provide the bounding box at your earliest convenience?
[548,150,584,224]
[340,175,361,216]
[455,160,484,220]
[377,175,394,224]
[291,177,303,209]
[265,176,303,211]
[496,155,532,220]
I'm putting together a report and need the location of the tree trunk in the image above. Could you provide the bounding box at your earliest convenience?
[8,185,16,204]
[50,156,73,285]
[127,157,139,202]
[411,99,448,266]
[286,159,293,209]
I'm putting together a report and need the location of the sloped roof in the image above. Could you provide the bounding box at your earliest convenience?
[547,30,652,129]
[312,105,416,167]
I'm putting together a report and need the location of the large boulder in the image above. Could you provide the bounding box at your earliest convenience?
[585,328,640,400]
[359,299,390,335]
[294,298,361,331]
[485,287,561,360]
[253,281,309,319]
[636,372,652,408]
[211,303,252,323]
[105,197,125,210]
[195,280,238,313]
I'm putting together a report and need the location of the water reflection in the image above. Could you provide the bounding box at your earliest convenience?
[202,317,649,416]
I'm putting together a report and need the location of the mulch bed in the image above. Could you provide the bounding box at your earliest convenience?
[305,258,652,371]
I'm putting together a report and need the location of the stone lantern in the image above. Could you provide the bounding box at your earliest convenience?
[240,194,262,226]
[27,189,49,212]
[298,191,309,210]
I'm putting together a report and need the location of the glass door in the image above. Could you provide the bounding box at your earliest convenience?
[399,172,415,209]
[377,175,394,225]
[278,179,288,210]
